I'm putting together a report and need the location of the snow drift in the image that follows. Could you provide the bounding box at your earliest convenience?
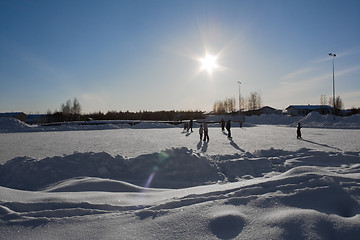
[0,147,359,239]
[1,147,359,192]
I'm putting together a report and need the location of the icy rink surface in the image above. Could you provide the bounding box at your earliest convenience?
[1,125,360,163]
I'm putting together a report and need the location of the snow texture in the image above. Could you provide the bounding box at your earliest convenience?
[1,115,360,239]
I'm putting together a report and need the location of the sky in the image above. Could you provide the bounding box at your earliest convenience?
[1,0,360,114]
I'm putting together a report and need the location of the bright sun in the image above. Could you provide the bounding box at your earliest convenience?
[200,53,218,74]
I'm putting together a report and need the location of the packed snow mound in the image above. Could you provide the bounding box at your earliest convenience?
[1,147,359,191]
[208,112,360,129]
[1,146,360,239]
[1,158,359,239]
[45,122,130,131]
[0,117,35,132]
[278,165,337,178]
[133,122,176,129]
[0,148,223,190]
[295,111,360,128]
[208,113,360,129]
[44,177,166,192]
[246,113,301,125]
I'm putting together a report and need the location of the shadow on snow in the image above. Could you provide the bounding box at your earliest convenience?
[301,138,342,151]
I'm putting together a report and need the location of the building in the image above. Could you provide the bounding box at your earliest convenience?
[242,106,282,116]
[285,105,333,116]
[0,112,27,121]
[258,106,282,115]
[25,114,49,125]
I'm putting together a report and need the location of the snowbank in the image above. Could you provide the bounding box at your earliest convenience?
[132,122,176,129]
[245,114,301,125]
[1,147,359,191]
[0,117,36,132]
[207,113,360,129]
[0,148,222,190]
[0,147,359,239]
[1,113,360,133]
[296,111,360,129]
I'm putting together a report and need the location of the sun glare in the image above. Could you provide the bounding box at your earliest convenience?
[200,53,218,74]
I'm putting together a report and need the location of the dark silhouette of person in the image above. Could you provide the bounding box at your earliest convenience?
[199,124,203,140]
[203,121,209,141]
[226,119,231,138]
[221,118,225,131]
[184,122,188,132]
[189,119,193,132]
[297,122,302,139]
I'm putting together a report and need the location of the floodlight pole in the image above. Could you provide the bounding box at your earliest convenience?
[238,81,241,126]
[328,53,336,120]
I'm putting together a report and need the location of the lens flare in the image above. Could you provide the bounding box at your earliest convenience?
[143,151,169,188]
[144,172,155,188]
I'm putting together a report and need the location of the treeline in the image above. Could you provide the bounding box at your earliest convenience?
[84,110,205,121]
[213,97,236,114]
[47,98,82,122]
[48,110,204,122]
[213,91,262,114]
[46,98,204,122]
[47,100,205,123]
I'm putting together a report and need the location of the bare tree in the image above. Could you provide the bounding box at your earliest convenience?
[335,96,343,110]
[61,99,72,115]
[213,100,225,114]
[60,98,82,115]
[328,96,343,110]
[225,97,236,113]
[247,91,262,110]
[72,97,82,115]
[213,97,236,114]
[239,96,245,111]
[320,94,327,105]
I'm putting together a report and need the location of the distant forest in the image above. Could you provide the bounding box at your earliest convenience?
[48,110,205,122]
[46,98,204,123]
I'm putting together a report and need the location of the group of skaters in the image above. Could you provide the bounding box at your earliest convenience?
[183,119,193,133]
[198,121,210,141]
[185,118,304,141]
[221,118,232,139]
[186,118,232,142]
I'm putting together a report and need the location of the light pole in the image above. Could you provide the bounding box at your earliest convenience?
[237,81,242,126]
[328,53,336,120]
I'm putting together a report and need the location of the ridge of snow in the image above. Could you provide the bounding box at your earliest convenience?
[1,147,359,191]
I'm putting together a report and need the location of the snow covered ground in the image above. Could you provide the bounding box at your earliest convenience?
[0,115,360,239]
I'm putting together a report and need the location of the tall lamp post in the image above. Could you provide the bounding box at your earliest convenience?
[237,81,242,126]
[328,53,336,120]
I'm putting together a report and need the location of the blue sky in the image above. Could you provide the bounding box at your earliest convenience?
[1,0,359,113]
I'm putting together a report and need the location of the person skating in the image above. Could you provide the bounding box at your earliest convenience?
[189,119,193,132]
[297,122,302,139]
[199,124,203,140]
[183,122,188,132]
[221,118,225,131]
[226,119,232,139]
[203,121,209,142]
